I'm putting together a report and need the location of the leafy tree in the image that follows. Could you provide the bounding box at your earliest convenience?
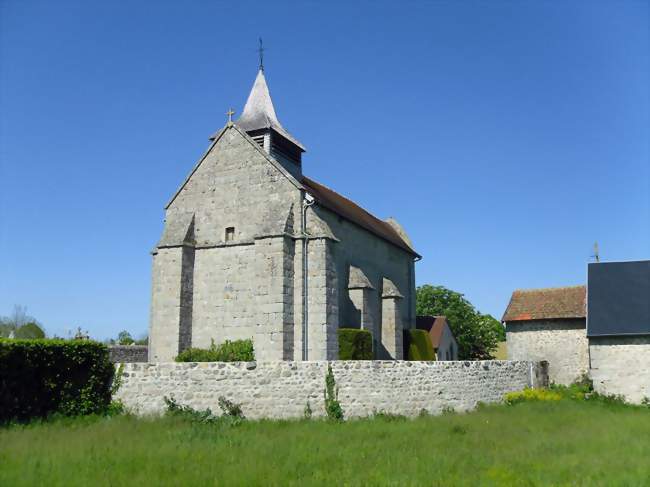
[0,305,45,338]
[14,322,46,339]
[478,313,506,342]
[117,330,134,345]
[0,322,14,338]
[416,285,504,360]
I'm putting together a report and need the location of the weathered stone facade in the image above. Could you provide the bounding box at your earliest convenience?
[115,360,548,419]
[148,70,418,362]
[506,319,588,385]
[589,336,650,403]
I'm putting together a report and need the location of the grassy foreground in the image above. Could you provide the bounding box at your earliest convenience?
[1,401,649,486]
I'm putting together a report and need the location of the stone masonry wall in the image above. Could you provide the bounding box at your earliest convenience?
[589,336,650,404]
[109,346,148,363]
[314,206,416,334]
[115,360,547,419]
[506,319,588,385]
[151,126,302,361]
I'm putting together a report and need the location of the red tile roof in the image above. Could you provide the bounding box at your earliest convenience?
[502,285,586,322]
[416,315,449,348]
[301,176,419,257]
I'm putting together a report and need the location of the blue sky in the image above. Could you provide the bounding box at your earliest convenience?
[1,1,648,340]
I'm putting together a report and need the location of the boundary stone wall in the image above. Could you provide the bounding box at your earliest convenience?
[115,360,547,419]
[108,346,148,363]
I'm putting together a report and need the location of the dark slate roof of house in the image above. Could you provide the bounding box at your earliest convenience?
[301,176,419,257]
[502,285,586,322]
[416,315,449,348]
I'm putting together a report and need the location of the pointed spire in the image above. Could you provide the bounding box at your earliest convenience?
[236,69,305,151]
[237,69,280,131]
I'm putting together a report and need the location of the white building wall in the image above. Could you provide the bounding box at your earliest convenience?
[506,319,588,385]
[589,336,650,404]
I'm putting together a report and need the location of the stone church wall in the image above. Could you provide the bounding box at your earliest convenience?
[312,206,416,358]
[191,244,257,349]
[506,319,588,385]
[589,335,650,404]
[115,360,547,419]
[164,128,302,245]
[150,127,302,361]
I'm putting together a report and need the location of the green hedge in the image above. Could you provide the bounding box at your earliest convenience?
[404,329,435,361]
[175,339,255,362]
[0,339,114,424]
[338,328,373,360]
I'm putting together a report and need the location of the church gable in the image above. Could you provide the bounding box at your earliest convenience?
[163,125,301,247]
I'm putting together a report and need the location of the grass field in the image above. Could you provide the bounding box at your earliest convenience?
[1,400,649,486]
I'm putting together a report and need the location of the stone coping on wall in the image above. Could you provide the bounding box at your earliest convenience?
[115,360,547,419]
[108,345,148,363]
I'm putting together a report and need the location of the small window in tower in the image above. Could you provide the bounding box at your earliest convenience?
[225,227,235,242]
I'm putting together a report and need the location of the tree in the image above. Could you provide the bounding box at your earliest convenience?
[478,313,506,342]
[0,305,45,338]
[416,285,503,360]
[117,330,134,345]
[13,322,46,339]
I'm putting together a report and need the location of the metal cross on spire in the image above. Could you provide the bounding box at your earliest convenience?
[226,108,235,124]
[258,37,265,71]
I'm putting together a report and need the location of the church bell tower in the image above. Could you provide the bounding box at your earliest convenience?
[212,62,306,179]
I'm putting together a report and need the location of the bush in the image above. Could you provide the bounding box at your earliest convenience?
[175,339,254,362]
[404,329,435,361]
[164,396,219,424]
[164,395,244,426]
[324,365,343,421]
[338,328,372,360]
[0,339,114,424]
[504,388,563,405]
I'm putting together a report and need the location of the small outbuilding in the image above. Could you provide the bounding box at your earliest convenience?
[502,285,588,385]
[416,316,458,361]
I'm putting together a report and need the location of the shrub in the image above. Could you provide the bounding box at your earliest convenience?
[549,374,593,401]
[338,328,372,360]
[372,410,407,422]
[218,396,244,419]
[404,329,435,361]
[175,339,254,362]
[324,365,343,421]
[163,396,244,425]
[0,338,114,424]
[504,388,563,405]
[164,396,219,424]
[304,401,313,419]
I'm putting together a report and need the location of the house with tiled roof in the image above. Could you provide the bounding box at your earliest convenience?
[416,316,458,360]
[148,65,418,362]
[502,285,588,385]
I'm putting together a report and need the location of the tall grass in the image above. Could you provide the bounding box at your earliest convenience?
[1,401,649,486]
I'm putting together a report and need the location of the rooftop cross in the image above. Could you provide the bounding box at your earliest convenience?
[258,38,264,71]
[226,108,235,124]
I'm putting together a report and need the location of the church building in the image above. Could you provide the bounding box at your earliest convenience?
[148,66,420,362]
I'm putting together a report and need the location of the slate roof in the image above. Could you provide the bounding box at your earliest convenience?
[301,176,419,257]
[416,316,449,348]
[502,285,586,322]
[236,69,305,151]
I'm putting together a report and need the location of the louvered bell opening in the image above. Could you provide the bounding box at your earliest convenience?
[252,135,265,148]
